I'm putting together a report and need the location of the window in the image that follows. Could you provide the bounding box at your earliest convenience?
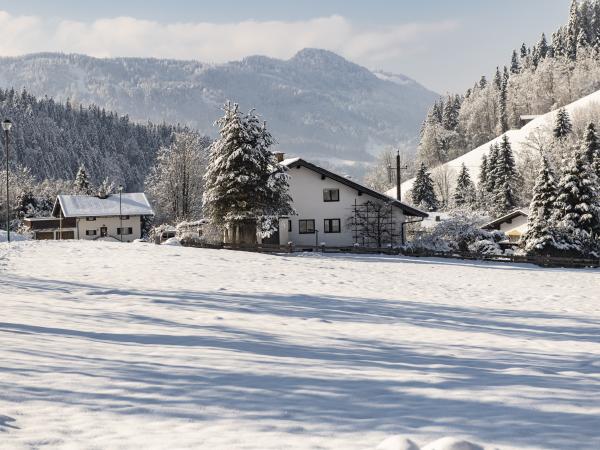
[299,219,315,234]
[86,216,96,221]
[324,219,341,233]
[288,219,292,232]
[117,227,133,235]
[323,188,339,202]
[85,230,97,236]
[121,215,130,220]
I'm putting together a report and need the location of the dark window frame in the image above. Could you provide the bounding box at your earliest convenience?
[121,215,130,220]
[86,216,96,221]
[324,218,341,233]
[288,219,292,232]
[85,229,97,236]
[117,227,133,236]
[299,219,316,234]
[323,188,340,202]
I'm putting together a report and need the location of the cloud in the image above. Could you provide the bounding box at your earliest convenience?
[0,11,458,69]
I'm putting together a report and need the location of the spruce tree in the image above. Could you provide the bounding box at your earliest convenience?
[553,108,573,139]
[74,164,93,195]
[493,67,502,91]
[583,122,600,167]
[485,143,500,195]
[538,33,549,59]
[411,163,439,211]
[454,163,476,208]
[554,146,600,240]
[202,103,293,243]
[510,50,521,74]
[567,0,580,60]
[522,156,558,254]
[520,43,528,59]
[491,136,517,214]
[498,77,509,133]
[442,95,459,130]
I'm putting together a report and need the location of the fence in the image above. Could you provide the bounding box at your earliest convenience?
[179,240,600,268]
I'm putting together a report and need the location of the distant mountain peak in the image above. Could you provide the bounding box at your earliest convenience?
[289,48,364,72]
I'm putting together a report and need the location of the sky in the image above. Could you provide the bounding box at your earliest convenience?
[0,0,570,93]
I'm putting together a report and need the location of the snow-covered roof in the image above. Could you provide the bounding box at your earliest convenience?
[53,193,154,218]
[482,209,529,230]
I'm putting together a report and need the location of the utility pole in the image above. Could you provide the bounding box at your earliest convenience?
[387,150,408,200]
[3,119,12,242]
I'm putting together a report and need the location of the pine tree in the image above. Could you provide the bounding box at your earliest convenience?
[442,95,459,130]
[493,67,502,91]
[478,154,489,207]
[73,164,93,195]
[485,144,500,195]
[491,136,517,214]
[510,50,521,74]
[202,103,293,244]
[553,108,573,139]
[498,77,509,133]
[522,156,558,254]
[554,145,600,240]
[583,122,600,166]
[479,76,487,89]
[520,43,528,59]
[411,163,439,211]
[567,0,580,60]
[453,163,476,208]
[538,33,549,59]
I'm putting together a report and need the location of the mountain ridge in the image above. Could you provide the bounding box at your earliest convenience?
[0,49,437,175]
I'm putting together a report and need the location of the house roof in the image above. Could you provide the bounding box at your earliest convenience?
[53,193,154,218]
[281,158,428,218]
[482,209,529,230]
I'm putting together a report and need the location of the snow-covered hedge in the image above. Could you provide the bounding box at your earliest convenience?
[407,212,505,256]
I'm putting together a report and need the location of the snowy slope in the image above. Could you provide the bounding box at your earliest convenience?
[1,240,599,449]
[387,89,600,200]
[0,50,438,173]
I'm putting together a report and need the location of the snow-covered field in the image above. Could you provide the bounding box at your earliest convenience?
[1,240,599,449]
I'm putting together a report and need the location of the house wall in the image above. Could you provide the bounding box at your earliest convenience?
[280,164,406,247]
[76,215,142,242]
[498,214,528,233]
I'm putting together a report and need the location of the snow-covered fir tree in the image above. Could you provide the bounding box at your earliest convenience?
[453,163,476,208]
[202,103,293,244]
[73,165,93,195]
[583,122,600,177]
[485,143,500,195]
[522,156,558,254]
[491,136,518,214]
[411,163,439,211]
[553,108,573,139]
[553,142,600,250]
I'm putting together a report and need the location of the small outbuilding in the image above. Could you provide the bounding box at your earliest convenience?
[482,209,529,244]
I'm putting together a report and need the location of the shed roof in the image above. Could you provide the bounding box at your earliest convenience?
[53,193,154,218]
[482,209,529,230]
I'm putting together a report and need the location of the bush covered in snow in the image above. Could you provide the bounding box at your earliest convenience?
[407,211,504,255]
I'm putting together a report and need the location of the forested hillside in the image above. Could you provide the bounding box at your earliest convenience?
[418,0,600,167]
[0,88,180,189]
[0,49,438,172]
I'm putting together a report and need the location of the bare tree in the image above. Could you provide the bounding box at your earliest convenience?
[349,200,400,248]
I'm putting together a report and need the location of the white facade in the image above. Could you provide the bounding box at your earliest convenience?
[482,209,529,243]
[76,215,142,242]
[277,159,427,248]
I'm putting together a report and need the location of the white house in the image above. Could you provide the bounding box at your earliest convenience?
[268,157,427,248]
[24,193,154,242]
[482,209,529,243]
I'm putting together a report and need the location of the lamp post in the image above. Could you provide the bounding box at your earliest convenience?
[2,119,12,242]
[118,184,123,242]
[387,150,408,201]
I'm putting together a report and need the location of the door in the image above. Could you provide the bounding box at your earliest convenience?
[100,227,108,237]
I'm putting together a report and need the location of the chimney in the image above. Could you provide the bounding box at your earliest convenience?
[274,151,285,163]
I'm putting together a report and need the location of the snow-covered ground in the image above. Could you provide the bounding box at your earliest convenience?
[1,240,599,449]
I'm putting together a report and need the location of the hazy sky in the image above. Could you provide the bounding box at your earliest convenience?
[0,0,570,93]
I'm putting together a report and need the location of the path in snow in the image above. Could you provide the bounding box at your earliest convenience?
[0,240,599,449]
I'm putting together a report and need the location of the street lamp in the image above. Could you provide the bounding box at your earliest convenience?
[118,185,123,242]
[2,119,12,242]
